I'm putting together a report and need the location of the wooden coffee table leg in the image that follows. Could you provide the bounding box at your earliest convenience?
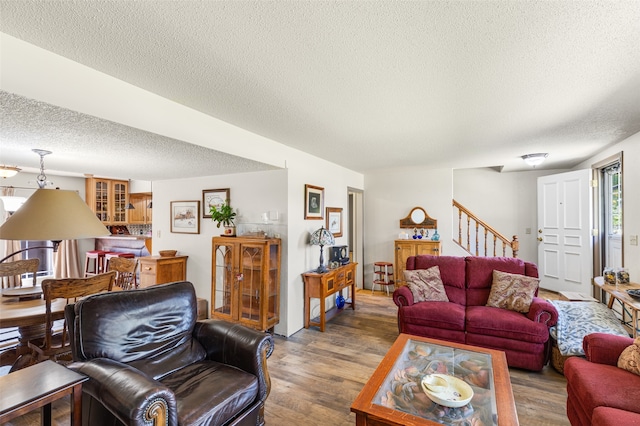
[71,383,83,426]
[41,403,52,426]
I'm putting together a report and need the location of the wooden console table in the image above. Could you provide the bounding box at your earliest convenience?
[302,262,357,332]
[593,276,640,337]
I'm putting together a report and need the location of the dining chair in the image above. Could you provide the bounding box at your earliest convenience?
[107,256,138,290]
[28,271,116,364]
[0,258,39,289]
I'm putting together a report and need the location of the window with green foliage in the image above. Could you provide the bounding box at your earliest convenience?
[604,164,622,235]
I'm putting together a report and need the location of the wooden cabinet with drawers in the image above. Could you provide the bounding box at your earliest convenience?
[394,240,441,286]
[139,255,188,288]
[302,262,358,332]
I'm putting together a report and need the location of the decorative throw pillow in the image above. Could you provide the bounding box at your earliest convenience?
[486,270,538,313]
[404,266,449,303]
[618,337,640,376]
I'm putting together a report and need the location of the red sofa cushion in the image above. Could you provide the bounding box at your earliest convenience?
[407,255,466,305]
[465,256,526,306]
[465,305,549,343]
[399,301,466,332]
[592,407,640,426]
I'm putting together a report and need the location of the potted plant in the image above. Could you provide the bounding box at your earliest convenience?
[210,202,237,236]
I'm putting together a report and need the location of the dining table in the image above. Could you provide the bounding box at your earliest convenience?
[0,289,67,359]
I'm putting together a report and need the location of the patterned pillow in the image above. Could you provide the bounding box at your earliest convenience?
[618,337,640,376]
[404,266,449,303]
[486,270,538,313]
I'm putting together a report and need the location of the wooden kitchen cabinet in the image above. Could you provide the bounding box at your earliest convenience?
[211,237,281,332]
[85,177,129,224]
[139,255,188,288]
[394,239,441,285]
[302,262,357,332]
[128,193,152,224]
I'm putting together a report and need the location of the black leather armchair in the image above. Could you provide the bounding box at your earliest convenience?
[65,281,273,426]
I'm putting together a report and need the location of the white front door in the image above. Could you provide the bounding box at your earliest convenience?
[537,169,592,293]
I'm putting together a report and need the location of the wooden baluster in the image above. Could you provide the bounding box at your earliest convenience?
[475,221,479,256]
[511,236,519,258]
[484,228,488,257]
[466,216,471,251]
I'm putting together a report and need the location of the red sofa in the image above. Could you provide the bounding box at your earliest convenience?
[392,255,558,371]
[565,333,640,425]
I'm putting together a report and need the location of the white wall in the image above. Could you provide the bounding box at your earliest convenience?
[363,167,457,289]
[452,167,570,264]
[284,158,363,336]
[573,132,640,281]
[152,169,289,334]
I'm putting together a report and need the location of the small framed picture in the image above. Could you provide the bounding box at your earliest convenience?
[202,188,230,218]
[304,184,324,220]
[170,200,200,234]
[326,207,343,237]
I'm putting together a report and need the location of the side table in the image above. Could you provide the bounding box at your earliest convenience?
[302,262,357,331]
[0,360,87,425]
[593,276,640,337]
[139,255,188,288]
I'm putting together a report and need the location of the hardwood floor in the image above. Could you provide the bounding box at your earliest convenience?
[5,289,569,425]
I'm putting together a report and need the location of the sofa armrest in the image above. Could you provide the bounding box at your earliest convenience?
[583,332,634,366]
[193,319,273,402]
[526,297,558,326]
[393,285,415,307]
[68,358,176,426]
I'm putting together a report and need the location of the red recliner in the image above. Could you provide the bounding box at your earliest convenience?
[565,333,640,426]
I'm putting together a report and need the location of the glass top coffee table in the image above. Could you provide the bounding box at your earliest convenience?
[351,334,518,425]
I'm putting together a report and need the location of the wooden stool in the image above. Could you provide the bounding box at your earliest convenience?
[84,250,107,277]
[103,252,135,272]
[372,262,394,295]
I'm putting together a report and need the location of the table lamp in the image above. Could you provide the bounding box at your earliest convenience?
[310,226,335,273]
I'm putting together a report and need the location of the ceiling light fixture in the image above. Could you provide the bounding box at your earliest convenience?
[32,148,53,188]
[0,166,21,178]
[521,153,548,167]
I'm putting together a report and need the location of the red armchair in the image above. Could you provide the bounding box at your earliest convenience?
[565,333,640,426]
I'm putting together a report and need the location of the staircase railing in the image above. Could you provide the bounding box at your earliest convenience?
[452,200,519,258]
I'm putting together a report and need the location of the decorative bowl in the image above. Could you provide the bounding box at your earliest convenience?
[422,374,448,393]
[159,250,177,257]
[627,289,640,299]
[421,374,474,408]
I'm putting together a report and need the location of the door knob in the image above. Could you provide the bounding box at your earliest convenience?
[537,237,543,242]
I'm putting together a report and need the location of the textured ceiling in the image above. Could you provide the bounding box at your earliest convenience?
[1,0,640,179]
[0,91,278,180]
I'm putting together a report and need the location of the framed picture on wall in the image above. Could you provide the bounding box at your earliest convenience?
[170,200,200,234]
[326,207,343,237]
[202,188,230,218]
[304,184,324,219]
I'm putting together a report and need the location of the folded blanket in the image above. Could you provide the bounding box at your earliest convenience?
[550,300,629,356]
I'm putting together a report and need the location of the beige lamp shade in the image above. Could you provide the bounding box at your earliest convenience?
[0,189,110,241]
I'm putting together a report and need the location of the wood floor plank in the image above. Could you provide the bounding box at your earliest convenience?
[4,289,569,425]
